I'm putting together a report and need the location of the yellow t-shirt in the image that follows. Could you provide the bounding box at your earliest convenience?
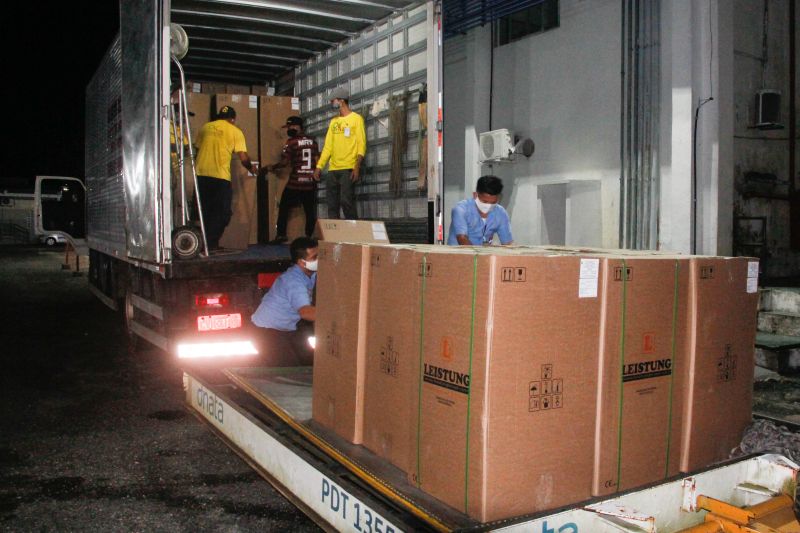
[317,111,367,171]
[195,119,247,181]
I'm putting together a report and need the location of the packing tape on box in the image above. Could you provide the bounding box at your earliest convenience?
[415,253,427,487]
[463,253,479,510]
[665,261,680,478]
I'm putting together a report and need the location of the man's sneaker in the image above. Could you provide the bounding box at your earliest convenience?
[269,235,288,244]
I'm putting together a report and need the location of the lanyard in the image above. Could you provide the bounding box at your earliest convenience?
[481,217,491,244]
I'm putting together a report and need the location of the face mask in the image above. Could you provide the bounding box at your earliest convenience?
[304,259,318,272]
[332,101,341,110]
[287,129,298,138]
[475,198,496,214]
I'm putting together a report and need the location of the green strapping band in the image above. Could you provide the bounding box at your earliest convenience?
[664,261,680,477]
[415,254,427,487]
[464,254,478,511]
[615,259,627,491]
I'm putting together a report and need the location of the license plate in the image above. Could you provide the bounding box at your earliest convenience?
[197,313,242,331]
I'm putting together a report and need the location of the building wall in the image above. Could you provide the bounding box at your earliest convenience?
[443,0,797,262]
[443,0,622,247]
[732,0,799,278]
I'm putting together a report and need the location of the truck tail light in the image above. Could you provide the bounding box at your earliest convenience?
[176,340,258,359]
[195,293,229,308]
[258,272,280,289]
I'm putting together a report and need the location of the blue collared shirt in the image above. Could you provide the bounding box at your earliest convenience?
[251,265,316,331]
[447,198,513,245]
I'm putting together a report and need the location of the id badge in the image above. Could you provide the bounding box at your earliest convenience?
[344,127,351,138]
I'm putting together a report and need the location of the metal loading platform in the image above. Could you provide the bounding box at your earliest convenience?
[184,366,800,532]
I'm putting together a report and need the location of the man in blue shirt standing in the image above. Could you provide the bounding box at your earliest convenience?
[252,237,318,366]
[447,175,514,246]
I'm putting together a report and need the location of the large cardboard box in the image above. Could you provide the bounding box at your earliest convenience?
[226,83,251,95]
[186,92,212,142]
[214,94,259,157]
[313,242,371,444]
[315,219,390,243]
[411,249,601,521]
[679,257,759,472]
[186,80,203,93]
[592,256,689,496]
[201,81,226,95]
[260,96,305,240]
[362,245,423,473]
[218,164,258,250]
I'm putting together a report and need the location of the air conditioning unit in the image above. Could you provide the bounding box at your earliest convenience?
[479,129,514,162]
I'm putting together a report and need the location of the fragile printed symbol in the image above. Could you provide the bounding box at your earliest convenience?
[501,267,527,282]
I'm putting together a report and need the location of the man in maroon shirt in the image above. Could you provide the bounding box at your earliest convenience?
[262,116,321,243]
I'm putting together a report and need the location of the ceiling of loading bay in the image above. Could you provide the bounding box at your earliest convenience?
[170,0,420,85]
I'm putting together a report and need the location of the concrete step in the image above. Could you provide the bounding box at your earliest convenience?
[755,332,800,374]
[758,311,800,337]
[760,287,800,314]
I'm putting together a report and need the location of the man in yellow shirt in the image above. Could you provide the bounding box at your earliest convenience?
[195,105,256,250]
[313,87,366,219]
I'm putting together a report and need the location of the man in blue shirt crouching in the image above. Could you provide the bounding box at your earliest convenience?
[447,175,514,246]
[252,237,318,366]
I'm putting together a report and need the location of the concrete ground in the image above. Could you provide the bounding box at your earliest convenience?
[0,246,318,532]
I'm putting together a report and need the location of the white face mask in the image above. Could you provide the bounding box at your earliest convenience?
[475,198,496,214]
[304,259,318,272]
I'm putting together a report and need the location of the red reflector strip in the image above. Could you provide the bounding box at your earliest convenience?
[258,272,280,289]
[197,313,242,331]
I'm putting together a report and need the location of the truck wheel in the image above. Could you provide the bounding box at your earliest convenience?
[172,226,201,260]
[123,289,140,351]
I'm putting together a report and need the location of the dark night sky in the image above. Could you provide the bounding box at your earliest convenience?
[0,1,120,191]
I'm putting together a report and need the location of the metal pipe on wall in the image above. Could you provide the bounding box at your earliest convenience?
[619,0,627,248]
[650,0,661,248]
[619,0,660,249]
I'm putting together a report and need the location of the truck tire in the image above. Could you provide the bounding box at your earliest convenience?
[172,226,202,260]
[123,288,140,351]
